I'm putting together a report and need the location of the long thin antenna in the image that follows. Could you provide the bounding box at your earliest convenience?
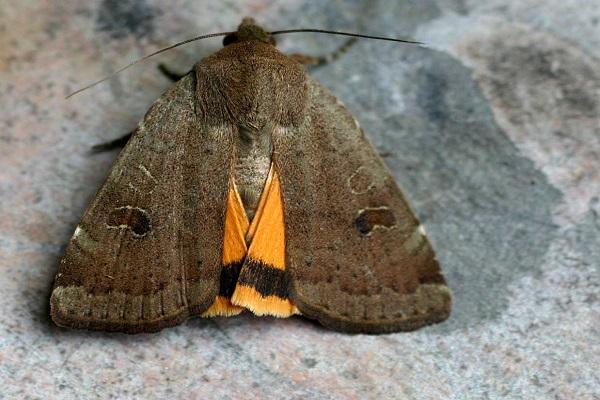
[270,29,423,45]
[66,31,233,98]
[66,28,422,99]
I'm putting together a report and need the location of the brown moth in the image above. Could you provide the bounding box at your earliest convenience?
[50,18,451,334]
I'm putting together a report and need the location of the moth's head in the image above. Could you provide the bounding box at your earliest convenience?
[223,17,276,47]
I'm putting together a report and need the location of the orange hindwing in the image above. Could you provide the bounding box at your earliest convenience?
[201,180,248,317]
[231,165,299,317]
[204,164,298,318]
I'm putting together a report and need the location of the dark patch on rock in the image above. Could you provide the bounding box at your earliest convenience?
[301,357,318,368]
[416,70,449,127]
[95,0,159,39]
[467,36,599,120]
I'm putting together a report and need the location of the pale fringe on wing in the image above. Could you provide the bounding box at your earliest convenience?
[231,285,299,317]
[201,296,245,317]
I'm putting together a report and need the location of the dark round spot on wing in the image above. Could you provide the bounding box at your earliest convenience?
[354,207,396,235]
[107,207,152,236]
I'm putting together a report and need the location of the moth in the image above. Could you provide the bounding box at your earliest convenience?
[51,18,451,334]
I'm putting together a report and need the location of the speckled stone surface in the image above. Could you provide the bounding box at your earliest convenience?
[1,1,598,399]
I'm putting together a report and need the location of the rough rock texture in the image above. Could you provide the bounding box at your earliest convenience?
[0,1,598,399]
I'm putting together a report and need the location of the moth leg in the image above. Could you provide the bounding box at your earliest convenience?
[157,63,188,82]
[90,132,132,153]
[289,37,357,67]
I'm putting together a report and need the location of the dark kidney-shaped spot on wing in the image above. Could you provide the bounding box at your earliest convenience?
[107,206,152,236]
[354,207,396,235]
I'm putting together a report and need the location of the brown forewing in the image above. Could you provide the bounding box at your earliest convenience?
[275,79,452,333]
[50,74,233,333]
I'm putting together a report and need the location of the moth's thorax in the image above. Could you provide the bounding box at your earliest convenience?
[233,125,272,220]
[195,41,308,127]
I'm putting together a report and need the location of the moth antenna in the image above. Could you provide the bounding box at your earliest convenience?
[66,31,233,99]
[269,29,423,45]
[67,28,421,99]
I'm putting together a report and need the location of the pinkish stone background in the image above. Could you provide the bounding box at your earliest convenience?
[0,1,598,399]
